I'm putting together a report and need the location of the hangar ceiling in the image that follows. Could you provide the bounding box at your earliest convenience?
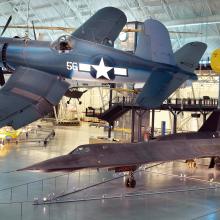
[0,0,219,59]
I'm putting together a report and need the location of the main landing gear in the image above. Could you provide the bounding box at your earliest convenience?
[125,171,136,188]
[67,98,82,105]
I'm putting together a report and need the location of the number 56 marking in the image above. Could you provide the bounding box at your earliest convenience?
[66,62,78,70]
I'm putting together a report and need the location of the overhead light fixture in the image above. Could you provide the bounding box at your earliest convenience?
[119,32,128,42]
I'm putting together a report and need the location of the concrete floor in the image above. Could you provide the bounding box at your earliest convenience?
[1,123,220,219]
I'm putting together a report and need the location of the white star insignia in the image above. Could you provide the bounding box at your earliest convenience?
[92,58,113,80]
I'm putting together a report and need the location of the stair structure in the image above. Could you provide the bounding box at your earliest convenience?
[85,96,219,135]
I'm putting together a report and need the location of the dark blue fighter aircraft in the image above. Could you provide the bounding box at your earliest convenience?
[0,7,207,129]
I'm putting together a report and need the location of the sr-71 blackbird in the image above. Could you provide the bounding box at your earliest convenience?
[0,7,206,129]
[20,110,220,188]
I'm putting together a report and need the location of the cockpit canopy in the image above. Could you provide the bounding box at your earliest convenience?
[51,35,74,53]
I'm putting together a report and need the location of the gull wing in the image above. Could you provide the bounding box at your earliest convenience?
[0,66,69,129]
[72,7,127,46]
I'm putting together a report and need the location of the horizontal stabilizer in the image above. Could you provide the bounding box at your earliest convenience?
[0,66,69,129]
[135,19,176,65]
[72,7,127,46]
[175,42,207,72]
[199,110,220,132]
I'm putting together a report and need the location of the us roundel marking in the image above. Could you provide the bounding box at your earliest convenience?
[66,57,128,79]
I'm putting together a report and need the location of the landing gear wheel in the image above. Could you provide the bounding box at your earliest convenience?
[67,100,70,104]
[125,178,130,187]
[130,179,136,188]
[125,178,136,188]
[125,171,136,188]
[79,101,82,105]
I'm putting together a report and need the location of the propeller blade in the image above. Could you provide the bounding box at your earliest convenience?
[32,21,37,40]
[209,157,216,169]
[0,68,5,86]
[1,15,12,36]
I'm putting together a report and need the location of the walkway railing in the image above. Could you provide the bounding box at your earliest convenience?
[86,97,219,119]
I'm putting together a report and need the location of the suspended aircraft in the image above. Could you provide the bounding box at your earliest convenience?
[211,48,220,73]
[65,88,87,105]
[0,7,206,130]
[20,110,220,188]
[0,127,21,144]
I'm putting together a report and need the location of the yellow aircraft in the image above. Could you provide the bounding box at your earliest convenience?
[0,127,21,142]
[211,48,220,73]
[0,127,22,157]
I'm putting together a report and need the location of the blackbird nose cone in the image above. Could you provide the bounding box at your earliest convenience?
[17,155,71,172]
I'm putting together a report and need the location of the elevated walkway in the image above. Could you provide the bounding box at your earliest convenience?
[86,96,218,137]
[86,97,218,123]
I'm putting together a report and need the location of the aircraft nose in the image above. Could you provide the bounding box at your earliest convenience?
[17,155,71,172]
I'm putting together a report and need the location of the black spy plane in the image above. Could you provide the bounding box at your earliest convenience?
[20,110,220,188]
[0,7,206,130]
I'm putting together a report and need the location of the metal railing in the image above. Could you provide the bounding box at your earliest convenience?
[164,98,218,107]
[85,96,219,119]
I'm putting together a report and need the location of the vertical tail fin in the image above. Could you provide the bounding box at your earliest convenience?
[135,19,176,65]
[175,42,207,73]
[199,110,220,132]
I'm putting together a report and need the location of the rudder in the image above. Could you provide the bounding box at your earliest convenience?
[135,19,176,65]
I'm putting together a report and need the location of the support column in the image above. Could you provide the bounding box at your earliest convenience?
[173,113,177,134]
[170,110,180,134]
[108,84,115,138]
[131,109,135,143]
[151,109,155,138]
[108,122,113,138]
[136,110,144,142]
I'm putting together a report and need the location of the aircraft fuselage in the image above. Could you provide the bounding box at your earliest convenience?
[0,36,180,83]
[20,131,220,172]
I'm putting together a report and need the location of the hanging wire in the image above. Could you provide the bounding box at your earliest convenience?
[26,0,31,38]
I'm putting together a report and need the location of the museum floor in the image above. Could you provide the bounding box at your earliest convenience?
[1,123,220,220]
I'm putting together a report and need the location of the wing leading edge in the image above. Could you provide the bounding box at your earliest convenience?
[0,66,69,129]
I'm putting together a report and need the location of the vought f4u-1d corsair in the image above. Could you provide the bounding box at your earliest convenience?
[0,7,206,129]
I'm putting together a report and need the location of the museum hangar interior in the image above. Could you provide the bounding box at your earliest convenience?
[1,0,220,219]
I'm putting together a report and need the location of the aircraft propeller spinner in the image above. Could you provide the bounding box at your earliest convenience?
[0,15,13,86]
